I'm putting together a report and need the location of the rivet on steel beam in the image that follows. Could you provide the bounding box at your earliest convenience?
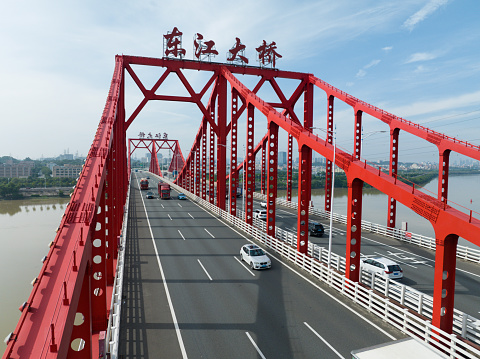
[91,187,95,201]
[95,175,99,188]
[63,281,69,305]
[50,324,58,352]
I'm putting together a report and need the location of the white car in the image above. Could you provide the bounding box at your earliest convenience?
[240,244,271,270]
[361,257,403,280]
[254,209,267,220]
[260,201,267,208]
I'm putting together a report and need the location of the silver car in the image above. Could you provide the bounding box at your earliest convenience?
[361,257,403,280]
[254,209,267,220]
[240,244,271,270]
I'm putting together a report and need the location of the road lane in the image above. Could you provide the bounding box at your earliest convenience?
[252,197,480,318]
[120,175,405,358]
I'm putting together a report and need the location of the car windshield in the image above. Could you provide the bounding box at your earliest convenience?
[249,249,264,256]
[313,224,322,230]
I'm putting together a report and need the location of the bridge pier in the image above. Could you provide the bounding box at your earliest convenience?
[387,128,400,229]
[345,178,363,282]
[432,233,458,334]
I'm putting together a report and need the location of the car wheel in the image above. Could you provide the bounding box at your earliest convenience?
[240,253,243,261]
[250,262,254,270]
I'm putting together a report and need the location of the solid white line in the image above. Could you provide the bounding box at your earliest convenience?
[234,256,255,276]
[204,228,215,238]
[198,259,213,281]
[304,322,345,359]
[178,203,182,207]
[161,204,164,208]
[140,188,188,358]
[168,214,173,221]
[190,199,397,341]
[188,213,194,219]
[245,332,266,359]
[178,230,186,240]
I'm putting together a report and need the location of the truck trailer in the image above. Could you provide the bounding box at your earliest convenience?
[140,178,149,190]
[158,183,171,199]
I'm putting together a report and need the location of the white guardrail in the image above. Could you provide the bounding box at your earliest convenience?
[105,176,131,358]
[108,176,480,358]
[266,192,480,265]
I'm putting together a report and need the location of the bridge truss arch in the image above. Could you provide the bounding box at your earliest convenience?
[3,55,480,358]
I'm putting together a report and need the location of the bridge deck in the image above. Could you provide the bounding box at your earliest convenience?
[118,175,402,358]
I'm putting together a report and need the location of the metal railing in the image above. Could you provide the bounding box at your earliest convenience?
[257,192,480,264]
[161,178,480,358]
[105,175,131,358]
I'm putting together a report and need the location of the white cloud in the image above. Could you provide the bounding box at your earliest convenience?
[355,59,380,78]
[390,90,480,118]
[365,59,381,69]
[356,69,367,79]
[382,46,393,52]
[406,52,438,63]
[403,0,449,31]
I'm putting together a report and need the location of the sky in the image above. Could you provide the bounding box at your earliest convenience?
[1,0,479,165]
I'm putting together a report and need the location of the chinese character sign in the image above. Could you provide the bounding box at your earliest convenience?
[194,33,219,61]
[256,40,282,68]
[162,28,282,68]
[164,27,186,58]
[227,37,248,65]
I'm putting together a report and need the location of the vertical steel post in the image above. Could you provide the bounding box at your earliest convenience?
[297,83,313,254]
[345,178,363,282]
[286,133,293,202]
[91,196,107,331]
[388,128,399,229]
[209,120,215,204]
[230,89,239,215]
[438,149,451,202]
[432,234,458,334]
[261,139,266,195]
[195,146,200,196]
[105,154,114,284]
[216,76,227,210]
[201,122,207,200]
[325,95,334,212]
[266,121,279,237]
[354,109,362,160]
[245,103,255,225]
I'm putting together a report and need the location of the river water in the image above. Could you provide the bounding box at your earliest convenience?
[0,174,478,350]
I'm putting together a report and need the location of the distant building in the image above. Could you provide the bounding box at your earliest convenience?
[52,164,83,178]
[278,151,287,165]
[0,161,34,178]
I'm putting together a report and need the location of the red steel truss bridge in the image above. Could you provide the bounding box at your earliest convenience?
[3,55,480,358]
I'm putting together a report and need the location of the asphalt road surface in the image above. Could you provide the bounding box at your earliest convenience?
[119,174,406,358]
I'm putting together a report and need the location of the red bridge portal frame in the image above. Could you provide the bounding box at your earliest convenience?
[128,138,185,177]
[3,55,480,358]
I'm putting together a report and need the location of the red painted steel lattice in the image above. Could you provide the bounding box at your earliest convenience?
[4,55,480,359]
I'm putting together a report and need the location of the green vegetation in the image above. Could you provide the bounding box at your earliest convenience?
[0,157,82,199]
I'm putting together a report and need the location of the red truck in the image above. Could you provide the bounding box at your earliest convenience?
[158,183,171,199]
[140,178,149,190]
